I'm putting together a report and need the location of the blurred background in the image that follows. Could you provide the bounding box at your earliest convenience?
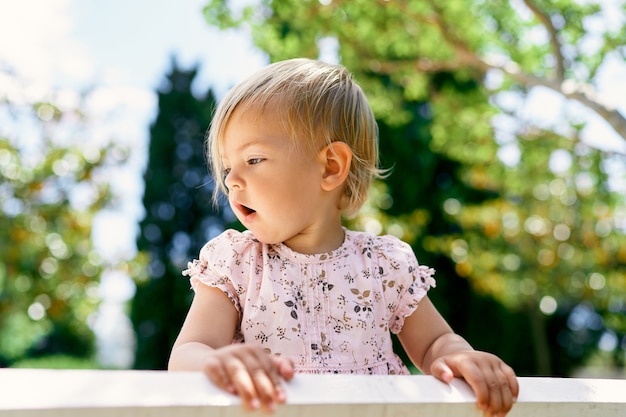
[0,0,624,378]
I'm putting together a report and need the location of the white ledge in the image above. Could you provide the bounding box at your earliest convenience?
[1,369,625,416]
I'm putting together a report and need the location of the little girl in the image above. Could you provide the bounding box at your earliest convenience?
[169,58,518,416]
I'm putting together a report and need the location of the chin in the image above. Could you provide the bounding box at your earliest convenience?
[249,230,285,246]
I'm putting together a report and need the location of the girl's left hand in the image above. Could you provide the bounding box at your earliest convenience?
[430,350,519,417]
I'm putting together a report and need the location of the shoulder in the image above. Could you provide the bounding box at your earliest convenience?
[346,230,432,281]
[184,229,261,277]
[346,229,414,258]
[183,229,261,311]
[199,229,260,257]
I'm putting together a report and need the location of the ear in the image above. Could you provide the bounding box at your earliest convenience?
[319,141,352,192]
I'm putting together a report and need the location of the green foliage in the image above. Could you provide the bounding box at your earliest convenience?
[0,71,117,365]
[206,0,626,138]
[203,0,626,375]
[131,58,230,369]
[434,134,626,318]
[10,354,100,369]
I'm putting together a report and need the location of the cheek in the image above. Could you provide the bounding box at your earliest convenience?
[268,176,310,203]
[262,160,321,201]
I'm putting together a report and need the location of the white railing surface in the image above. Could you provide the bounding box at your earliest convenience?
[1,368,625,416]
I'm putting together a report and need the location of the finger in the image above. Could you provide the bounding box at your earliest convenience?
[501,362,519,400]
[430,358,455,384]
[273,356,295,381]
[251,366,280,412]
[483,361,519,416]
[223,356,261,411]
[202,357,235,394]
[239,349,285,411]
[271,356,294,403]
[447,359,491,413]
[497,362,519,414]
[482,363,506,416]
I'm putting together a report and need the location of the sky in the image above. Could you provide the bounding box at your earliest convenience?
[1,0,265,93]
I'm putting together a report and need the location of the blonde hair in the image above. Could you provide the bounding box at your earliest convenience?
[207,58,384,217]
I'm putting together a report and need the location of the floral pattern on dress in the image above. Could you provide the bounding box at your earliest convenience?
[183,228,435,375]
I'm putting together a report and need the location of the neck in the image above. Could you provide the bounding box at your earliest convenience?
[283,218,345,255]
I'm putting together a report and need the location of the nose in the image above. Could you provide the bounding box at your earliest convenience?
[224,168,242,190]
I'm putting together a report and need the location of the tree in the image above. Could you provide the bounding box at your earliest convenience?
[204,0,626,375]
[0,69,116,365]
[207,0,626,144]
[131,58,229,369]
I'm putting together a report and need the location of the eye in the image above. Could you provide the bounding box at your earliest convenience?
[247,157,264,165]
[222,167,231,178]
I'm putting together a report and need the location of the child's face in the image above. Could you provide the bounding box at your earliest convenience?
[221,106,329,249]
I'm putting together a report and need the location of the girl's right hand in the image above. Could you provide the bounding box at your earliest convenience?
[202,344,295,412]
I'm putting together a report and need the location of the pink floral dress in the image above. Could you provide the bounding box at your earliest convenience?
[183,228,436,375]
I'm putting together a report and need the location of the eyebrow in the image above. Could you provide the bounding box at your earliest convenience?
[230,135,289,154]
[236,139,269,152]
[221,139,271,163]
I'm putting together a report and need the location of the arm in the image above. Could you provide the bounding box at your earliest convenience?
[169,283,294,412]
[169,282,239,369]
[398,296,519,416]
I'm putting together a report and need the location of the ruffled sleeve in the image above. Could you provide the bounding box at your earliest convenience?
[182,229,257,313]
[377,235,436,334]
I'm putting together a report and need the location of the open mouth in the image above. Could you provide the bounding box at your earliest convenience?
[239,204,256,217]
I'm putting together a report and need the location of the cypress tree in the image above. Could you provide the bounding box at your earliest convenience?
[132,58,228,369]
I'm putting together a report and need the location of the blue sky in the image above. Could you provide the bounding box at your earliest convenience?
[66,0,266,96]
[0,0,265,94]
